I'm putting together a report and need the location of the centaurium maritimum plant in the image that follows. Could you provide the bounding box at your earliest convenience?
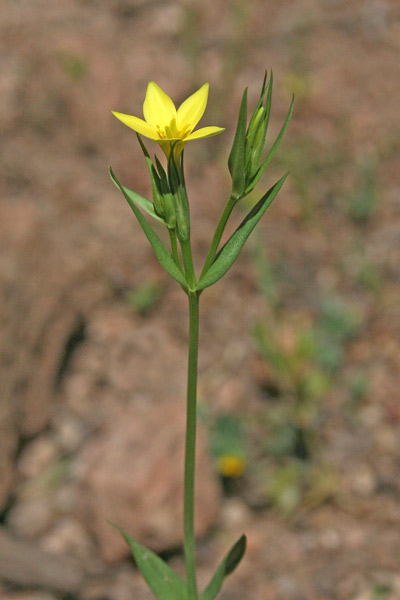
[110,73,293,600]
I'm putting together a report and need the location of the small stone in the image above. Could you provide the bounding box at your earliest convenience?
[53,411,87,452]
[344,527,366,548]
[18,436,59,480]
[276,575,297,597]
[375,427,398,454]
[360,404,382,427]
[40,517,93,561]
[319,528,341,550]
[53,483,79,513]
[220,498,251,530]
[351,466,375,496]
[75,401,221,562]
[8,497,54,537]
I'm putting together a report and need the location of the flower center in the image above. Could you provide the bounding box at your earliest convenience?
[156,118,192,140]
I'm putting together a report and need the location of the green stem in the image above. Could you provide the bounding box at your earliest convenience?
[200,196,236,279]
[180,237,197,291]
[169,228,182,271]
[184,290,200,600]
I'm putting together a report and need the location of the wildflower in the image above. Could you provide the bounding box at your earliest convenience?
[217,454,246,478]
[112,81,224,158]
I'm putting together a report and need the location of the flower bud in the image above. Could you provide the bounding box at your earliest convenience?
[168,151,190,242]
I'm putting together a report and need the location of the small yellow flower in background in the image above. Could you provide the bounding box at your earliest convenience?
[112,81,225,158]
[217,454,247,479]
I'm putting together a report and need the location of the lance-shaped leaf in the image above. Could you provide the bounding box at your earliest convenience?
[109,167,187,289]
[110,168,165,224]
[200,535,247,600]
[246,95,294,195]
[112,524,187,600]
[228,88,248,200]
[197,173,289,291]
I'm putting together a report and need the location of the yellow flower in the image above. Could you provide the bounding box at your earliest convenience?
[217,454,246,478]
[112,81,224,157]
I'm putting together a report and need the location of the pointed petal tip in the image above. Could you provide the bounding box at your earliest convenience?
[111,111,159,140]
[185,125,225,141]
[143,80,176,128]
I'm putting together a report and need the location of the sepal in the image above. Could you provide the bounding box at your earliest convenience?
[137,135,177,229]
[228,88,248,200]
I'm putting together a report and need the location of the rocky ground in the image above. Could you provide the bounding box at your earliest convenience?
[1,1,400,599]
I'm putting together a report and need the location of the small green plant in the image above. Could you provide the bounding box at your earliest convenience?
[57,51,88,81]
[372,583,392,600]
[251,230,282,313]
[126,281,163,315]
[209,414,247,480]
[251,293,363,513]
[110,73,293,600]
[346,157,379,223]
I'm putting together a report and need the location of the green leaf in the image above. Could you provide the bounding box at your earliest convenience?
[228,88,248,199]
[112,524,187,600]
[109,167,187,289]
[246,95,294,194]
[197,173,288,290]
[200,535,246,600]
[110,167,165,224]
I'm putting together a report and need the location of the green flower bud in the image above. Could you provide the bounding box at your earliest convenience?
[148,161,166,219]
[247,106,264,148]
[168,150,190,242]
[163,193,176,230]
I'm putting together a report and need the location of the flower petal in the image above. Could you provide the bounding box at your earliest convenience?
[112,111,159,140]
[143,81,176,129]
[177,83,209,131]
[185,126,225,140]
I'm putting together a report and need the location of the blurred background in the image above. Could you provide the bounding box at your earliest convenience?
[1,0,400,599]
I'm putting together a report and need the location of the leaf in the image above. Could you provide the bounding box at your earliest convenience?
[197,173,289,290]
[228,88,248,199]
[200,535,247,600]
[110,168,165,223]
[246,95,294,194]
[109,167,187,289]
[111,524,187,600]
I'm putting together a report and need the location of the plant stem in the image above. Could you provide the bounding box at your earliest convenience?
[199,196,236,279]
[184,290,200,600]
[180,237,197,291]
[169,228,183,271]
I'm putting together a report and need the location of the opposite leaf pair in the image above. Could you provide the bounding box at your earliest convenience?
[110,166,288,292]
[113,524,246,600]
